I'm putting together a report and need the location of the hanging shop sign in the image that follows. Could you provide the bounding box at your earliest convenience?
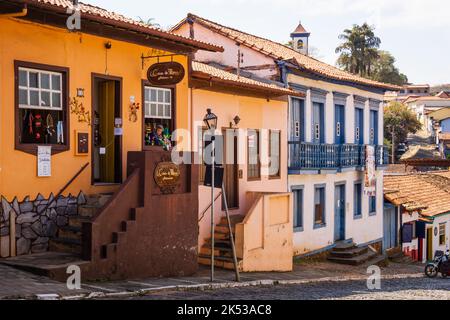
[37,146,52,177]
[364,145,376,196]
[154,161,181,194]
[147,62,185,86]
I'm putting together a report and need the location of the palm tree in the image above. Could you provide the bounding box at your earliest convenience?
[335,23,380,77]
[138,17,160,28]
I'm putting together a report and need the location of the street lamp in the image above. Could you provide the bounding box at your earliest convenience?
[203,108,217,282]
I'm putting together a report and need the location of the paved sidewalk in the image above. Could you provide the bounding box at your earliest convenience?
[0,261,425,300]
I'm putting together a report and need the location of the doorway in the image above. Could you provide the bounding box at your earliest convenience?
[426,228,433,261]
[222,129,239,210]
[92,75,122,184]
[334,183,346,241]
[383,204,397,251]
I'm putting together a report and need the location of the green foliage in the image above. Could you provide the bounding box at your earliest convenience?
[384,102,422,145]
[335,23,380,77]
[336,24,408,85]
[370,51,408,86]
[138,17,160,28]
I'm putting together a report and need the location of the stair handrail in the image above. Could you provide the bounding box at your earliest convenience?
[198,191,222,222]
[40,162,90,213]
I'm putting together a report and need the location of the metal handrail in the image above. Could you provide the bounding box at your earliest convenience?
[198,191,222,222]
[40,162,90,213]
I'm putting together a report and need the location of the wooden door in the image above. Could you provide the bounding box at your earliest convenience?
[223,129,239,210]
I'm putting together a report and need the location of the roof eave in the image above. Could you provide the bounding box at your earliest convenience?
[191,71,304,98]
[13,0,223,53]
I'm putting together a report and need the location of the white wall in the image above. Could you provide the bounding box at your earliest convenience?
[175,22,278,79]
[290,170,384,255]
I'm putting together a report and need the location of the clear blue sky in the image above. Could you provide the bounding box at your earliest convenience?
[87,0,450,85]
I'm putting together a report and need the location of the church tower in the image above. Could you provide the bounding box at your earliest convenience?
[290,21,310,55]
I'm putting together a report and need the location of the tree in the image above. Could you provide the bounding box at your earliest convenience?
[370,51,408,86]
[335,23,381,77]
[384,102,422,163]
[336,24,408,86]
[138,17,160,28]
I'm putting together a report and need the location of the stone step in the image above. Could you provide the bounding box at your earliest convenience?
[219,215,245,226]
[0,252,88,281]
[198,255,242,271]
[49,237,82,255]
[200,246,234,258]
[333,241,357,252]
[328,250,378,266]
[78,205,101,218]
[366,254,389,268]
[58,225,82,241]
[330,246,368,258]
[385,246,402,258]
[204,238,232,247]
[215,224,235,234]
[86,193,113,207]
[68,216,91,228]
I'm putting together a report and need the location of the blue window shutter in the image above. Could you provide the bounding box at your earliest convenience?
[335,104,345,144]
[291,98,305,142]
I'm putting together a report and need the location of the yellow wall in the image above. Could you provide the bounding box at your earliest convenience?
[0,18,190,200]
[235,193,293,272]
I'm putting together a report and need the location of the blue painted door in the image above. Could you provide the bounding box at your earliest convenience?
[335,104,345,144]
[370,110,378,145]
[383,205,397,251]
[312,102,325,144]
[290,98,305,142]
[355,108,364,144]
[334,184,346,241]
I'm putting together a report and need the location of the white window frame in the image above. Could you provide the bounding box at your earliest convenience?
[18,67,63,111]
[144,86,172,120]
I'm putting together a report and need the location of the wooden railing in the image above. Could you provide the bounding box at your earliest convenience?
[289,142,388,171]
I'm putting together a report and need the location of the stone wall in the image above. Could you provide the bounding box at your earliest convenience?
[0,192,86,257]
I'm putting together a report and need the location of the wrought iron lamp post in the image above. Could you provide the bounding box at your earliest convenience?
[203,108,218,282]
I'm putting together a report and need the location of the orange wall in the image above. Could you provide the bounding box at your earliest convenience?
[192,88,289,247]
[0,18,190,200]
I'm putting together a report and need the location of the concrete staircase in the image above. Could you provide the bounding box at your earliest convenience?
[327,241,378,266]
[198,215,244,270]
[48,193,112,256]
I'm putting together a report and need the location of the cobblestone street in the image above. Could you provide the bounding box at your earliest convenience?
[130,277,450,300]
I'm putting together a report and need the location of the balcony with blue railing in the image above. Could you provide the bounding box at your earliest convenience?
[288,142,389,173]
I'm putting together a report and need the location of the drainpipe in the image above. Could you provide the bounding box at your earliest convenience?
[276,60,289,88]
[0,4,28,18]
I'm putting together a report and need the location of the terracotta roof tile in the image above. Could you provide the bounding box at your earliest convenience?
[16,0,223,52]
[191,61,303,97]
[384,172,450,217]
[173,14,401,91]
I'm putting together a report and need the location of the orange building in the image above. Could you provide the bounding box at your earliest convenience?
[0,0,222,269]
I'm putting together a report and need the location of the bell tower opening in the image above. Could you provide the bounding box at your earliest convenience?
[290,20,310,56]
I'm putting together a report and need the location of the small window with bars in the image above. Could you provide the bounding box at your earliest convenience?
[336,122,341,137]
[356,127,360,142]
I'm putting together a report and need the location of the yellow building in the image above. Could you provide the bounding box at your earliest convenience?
[0,0,221,260]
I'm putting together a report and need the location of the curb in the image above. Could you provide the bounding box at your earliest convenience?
[59,273,425,300]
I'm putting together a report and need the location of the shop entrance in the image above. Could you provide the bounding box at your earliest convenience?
[222,129,239,210]
[92,75,122,184]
